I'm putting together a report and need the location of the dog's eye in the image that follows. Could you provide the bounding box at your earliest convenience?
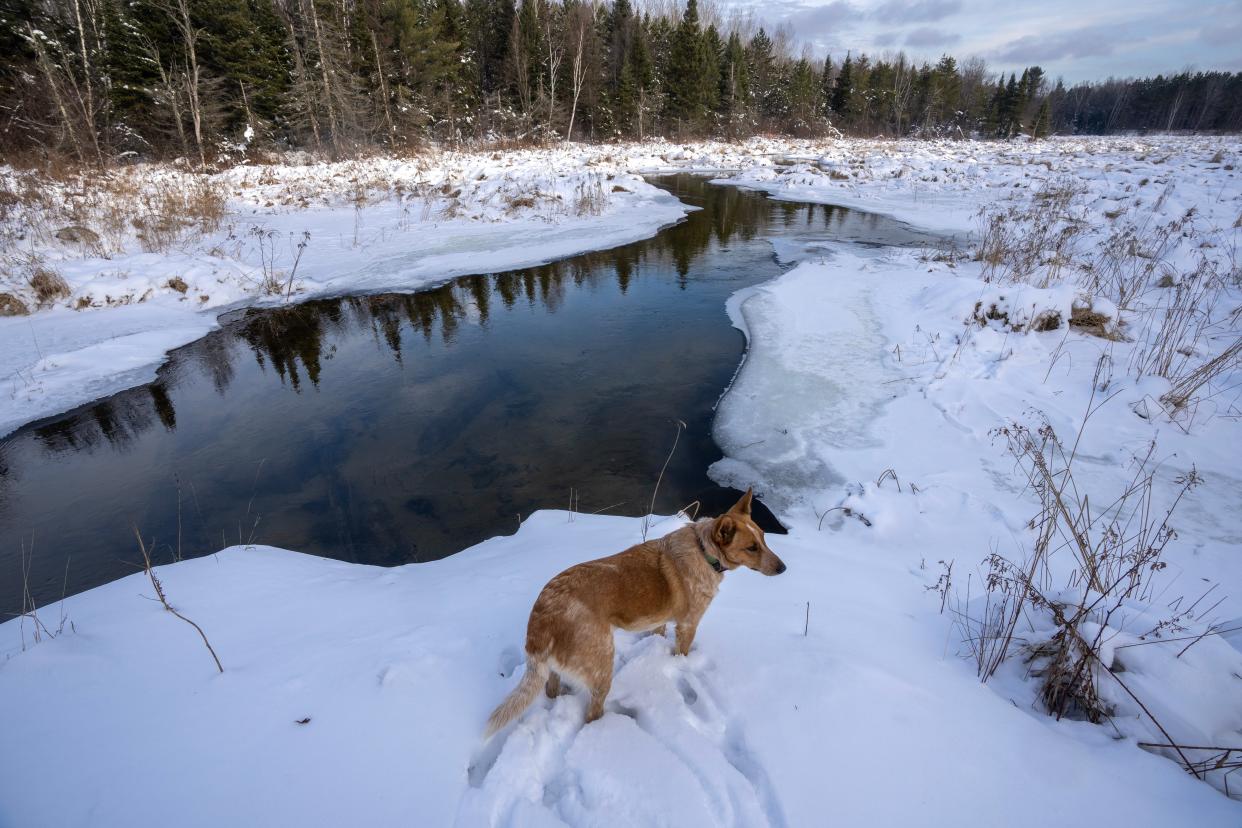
[747,544,758,552]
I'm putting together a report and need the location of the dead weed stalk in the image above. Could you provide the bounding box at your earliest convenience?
[134,528,224,673]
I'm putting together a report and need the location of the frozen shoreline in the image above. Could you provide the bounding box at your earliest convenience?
[0,167,691,438]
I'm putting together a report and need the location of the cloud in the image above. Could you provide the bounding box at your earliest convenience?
[871,0,961,23]
[1200,20,1242,47]
[787,0,860,36]
[994,26,1127,62]
[905,26,961,47]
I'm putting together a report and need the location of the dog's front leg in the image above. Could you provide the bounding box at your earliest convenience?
[674,620,699,656]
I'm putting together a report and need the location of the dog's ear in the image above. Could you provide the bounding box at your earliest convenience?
[713,515,737,548]
[729,488,753,516]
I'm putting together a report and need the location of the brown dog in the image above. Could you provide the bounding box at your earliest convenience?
[485,489,785,736]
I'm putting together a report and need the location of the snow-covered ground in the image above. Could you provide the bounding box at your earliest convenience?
[2,135,1240,825]
[2,514,1236,827]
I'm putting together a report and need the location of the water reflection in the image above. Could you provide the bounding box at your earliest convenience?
[1,176,938,611]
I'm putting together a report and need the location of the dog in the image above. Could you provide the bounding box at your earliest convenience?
[485,489,785,737]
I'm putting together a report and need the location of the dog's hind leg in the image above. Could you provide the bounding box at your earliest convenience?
[544,671,564,698]
[582,635,615,724]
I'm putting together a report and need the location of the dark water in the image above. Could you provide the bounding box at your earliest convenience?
[0,176,938,612]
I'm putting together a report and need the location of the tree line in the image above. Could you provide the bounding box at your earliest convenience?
[4,0,1240,165]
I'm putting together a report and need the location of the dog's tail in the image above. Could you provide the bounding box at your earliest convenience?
[484,654,549,738]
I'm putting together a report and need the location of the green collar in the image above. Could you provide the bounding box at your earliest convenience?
[694,532,725,573]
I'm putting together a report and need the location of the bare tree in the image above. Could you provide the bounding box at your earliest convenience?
[151,0,208,166]
[543,5,565,135]
[565,2,594,141]
[138,34,192,158]
[370,31,396,143]
[304,0,342,152]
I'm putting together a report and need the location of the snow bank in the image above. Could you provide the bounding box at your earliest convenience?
[2,512,1237,827]
[711,239,1242,805]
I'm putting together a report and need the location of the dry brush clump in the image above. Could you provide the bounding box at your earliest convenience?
[1083,203,1191,312]
[0,292,28,316]
[572,175,608,217]
[0,166,229,259]
[0,252,71,310]
[974,179,1087,287]
[1160,335,1242,413]
[947,397,1241,796]
[973,171,1238,429]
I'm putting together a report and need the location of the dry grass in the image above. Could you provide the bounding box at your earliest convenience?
[572,176,608,217]
[29,264,70,306]
[0,292,28,316]
[950,390,1207,783]
[1129,256,1224,380]
[0,167,229,258]
[505,194,537,211]
[1160,336,1242,412]
[13,540,73,652]
[1068,303,1122,340]
[134,529,224,673]
[974,179,1086,286]
[1084,207,1191,311]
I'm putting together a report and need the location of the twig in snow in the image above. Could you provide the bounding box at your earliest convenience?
[642,419,685,542]
[134,528,223,674]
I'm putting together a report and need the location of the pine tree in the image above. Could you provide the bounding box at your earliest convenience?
[196,0,290,136]
[1001,71,1020,136]
[819,55,833,118]
[101,0,164,148]
[985,77,1005,136]
[629,16,655,137]
[386,0,462,134]
[788,58,818,130]
[746,28,776,122]
[663,0,703,129]
[700,24,721,118]
[508,0,544,116]
[605,0,632,91]
[831,51,853,119]
[718,30,749,128]
[931,54,959,126]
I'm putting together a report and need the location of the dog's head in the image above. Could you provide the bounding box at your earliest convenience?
[710,489,786,576]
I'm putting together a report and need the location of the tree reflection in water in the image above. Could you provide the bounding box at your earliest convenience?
[0,176,940,611]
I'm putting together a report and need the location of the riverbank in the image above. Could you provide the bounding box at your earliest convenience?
[4,134,1237,437]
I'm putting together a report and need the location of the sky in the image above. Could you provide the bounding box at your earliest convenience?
[713,0,1242,83]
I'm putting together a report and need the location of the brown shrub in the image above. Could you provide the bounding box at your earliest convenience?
[971,300,1062,332]
[29,266,70,305]
[0,292,29,316]
[1069,305,1118,339]
[54,225,100,245]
